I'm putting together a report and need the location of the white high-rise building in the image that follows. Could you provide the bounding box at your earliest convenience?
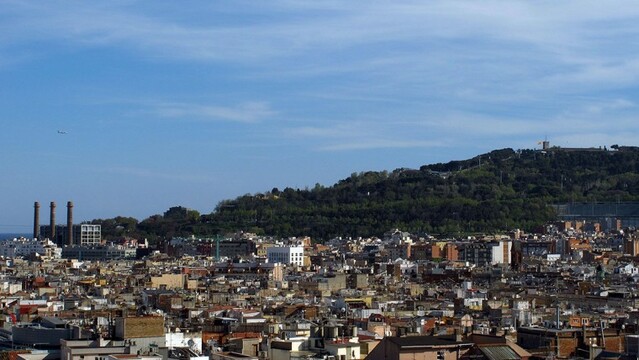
[267,245,304,266]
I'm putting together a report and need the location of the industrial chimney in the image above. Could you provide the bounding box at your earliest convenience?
[67,201,73,245]
[50,202,56,240]
[33,201,40,239]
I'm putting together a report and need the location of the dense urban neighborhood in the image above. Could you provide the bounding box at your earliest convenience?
[2,203,639,360]
[3,146,639,360]
[5,1,639,359]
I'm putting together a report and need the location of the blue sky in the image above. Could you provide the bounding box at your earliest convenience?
[2,1,639,232]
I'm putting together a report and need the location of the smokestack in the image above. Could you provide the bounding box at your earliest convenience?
[50,202,56,240]
[33,202,40,239]
[67,201,73,245]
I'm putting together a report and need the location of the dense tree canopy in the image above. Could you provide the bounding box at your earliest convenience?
[94,146,639,243]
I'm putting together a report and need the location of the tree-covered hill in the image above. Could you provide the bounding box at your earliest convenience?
[93,146,639,242]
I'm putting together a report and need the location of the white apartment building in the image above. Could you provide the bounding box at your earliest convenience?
[459,240,512,266]
[0,238,61,259]
[491,240,512,265]
[267,246,304,266]
[78,224,101,246]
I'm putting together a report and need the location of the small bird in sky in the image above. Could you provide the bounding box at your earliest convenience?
[57,130,67,134]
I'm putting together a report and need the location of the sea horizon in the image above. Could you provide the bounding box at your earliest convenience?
[0,233,30,240]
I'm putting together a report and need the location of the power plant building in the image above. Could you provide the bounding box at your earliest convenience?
[61,245,136,261]
[33,201,101,246]
[40,224,102,247]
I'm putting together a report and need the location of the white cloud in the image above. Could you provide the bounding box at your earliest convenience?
[417,113,543,137]
[584,99,635,114]
[93,166,212,183]
[3,1,639,152]
[3,1,639,66]
[320,139,444,151]
[148,101,274,123]
[286,121,445,151]
[3,0,639,109]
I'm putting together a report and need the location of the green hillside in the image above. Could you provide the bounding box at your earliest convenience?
[93,146,639,242]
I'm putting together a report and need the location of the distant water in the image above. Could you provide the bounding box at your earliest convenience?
[0,233,30,240]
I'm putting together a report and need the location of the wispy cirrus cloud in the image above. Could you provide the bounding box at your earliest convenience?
[3,0,639,152]
[286,122,445,151]
[585,98,635,114]
[92,166,212,183]
[3,0,639,114]
[3,1,639,66]
[145,101,275,123]
[319,139,444,152]
[289,92,639,151]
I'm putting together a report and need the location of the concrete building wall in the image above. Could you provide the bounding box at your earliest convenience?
[491,241,512,265]
[272,264,284,282]
[61,340,130,360]
[445,244,458,261]
[114,317,164,339]
[217,240,257,258]
[365,339,467,360]
[150,274,185,290]
[625,237,639,256]
[13,326,73,347]
[327,274,347,292]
